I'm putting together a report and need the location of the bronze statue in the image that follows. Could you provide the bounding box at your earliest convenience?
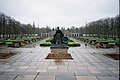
[51,27,68,44]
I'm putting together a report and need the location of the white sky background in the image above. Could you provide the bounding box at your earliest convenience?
[0,0,119,28]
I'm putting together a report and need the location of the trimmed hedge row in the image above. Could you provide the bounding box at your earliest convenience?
[68,43,80,47]
[40,42,51,46]
[0,37,41,47]
[40,39,80,47]
[79,36,119,48]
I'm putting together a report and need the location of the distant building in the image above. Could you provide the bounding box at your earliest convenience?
[40,33,49,37]
[71,33,79,37]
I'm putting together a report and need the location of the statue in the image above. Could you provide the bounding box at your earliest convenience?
[46,27,72,62]
[51,27,68,44]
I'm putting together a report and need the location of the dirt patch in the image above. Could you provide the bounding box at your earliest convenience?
[0,52,16,59]
[104,54,120,60]
[45,53,73,59]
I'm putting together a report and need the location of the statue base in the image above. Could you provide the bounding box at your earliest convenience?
[46,44,73,60]
[50,44,69,54]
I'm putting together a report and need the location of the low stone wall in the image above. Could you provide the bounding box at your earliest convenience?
[51,48,68,54]
[50,46,69,54]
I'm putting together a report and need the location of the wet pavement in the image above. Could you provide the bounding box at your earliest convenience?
[0,40,119,80]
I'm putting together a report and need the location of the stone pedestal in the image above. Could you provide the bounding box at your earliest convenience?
[50,45,69,54]
[46,45,73,60]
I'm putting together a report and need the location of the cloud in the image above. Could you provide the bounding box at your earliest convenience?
[0,0,119,28]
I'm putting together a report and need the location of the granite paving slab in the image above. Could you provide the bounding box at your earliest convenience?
[0,74,17,80]
[56,75,76,80]
[35,76,55,80]
[97,76,118,80]
[76,76,98,80]
[15,74,36,80]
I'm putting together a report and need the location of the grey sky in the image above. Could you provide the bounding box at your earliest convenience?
[0,0,119,28]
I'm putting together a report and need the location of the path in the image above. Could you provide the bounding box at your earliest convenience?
[0,40,119,80]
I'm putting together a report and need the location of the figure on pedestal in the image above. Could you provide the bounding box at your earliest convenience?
[51,27,68,44]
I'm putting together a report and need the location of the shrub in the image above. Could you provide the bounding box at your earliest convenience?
[46,39,52,42]
[0,42,5,44]
[68,42,80,47]
[40,42,51,46]
[68,39,74,42]
[6,40,24,43]
[5,42,13,44]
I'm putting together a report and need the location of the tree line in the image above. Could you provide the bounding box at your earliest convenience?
[0,12,119,39]
[67,15,119,39]
[0,12,51,39]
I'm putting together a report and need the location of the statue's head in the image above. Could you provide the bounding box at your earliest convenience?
[57,27,59,30]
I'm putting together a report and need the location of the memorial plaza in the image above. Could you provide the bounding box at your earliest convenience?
[0,40,119,80]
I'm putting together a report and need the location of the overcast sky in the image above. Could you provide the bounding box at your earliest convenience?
[0,0,119,28]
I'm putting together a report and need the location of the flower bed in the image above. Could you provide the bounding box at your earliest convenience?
[0,52,16,59]
[104,54,119,60]
[45,53,73,59]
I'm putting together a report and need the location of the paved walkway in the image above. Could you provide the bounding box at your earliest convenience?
[0,41,119,80]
